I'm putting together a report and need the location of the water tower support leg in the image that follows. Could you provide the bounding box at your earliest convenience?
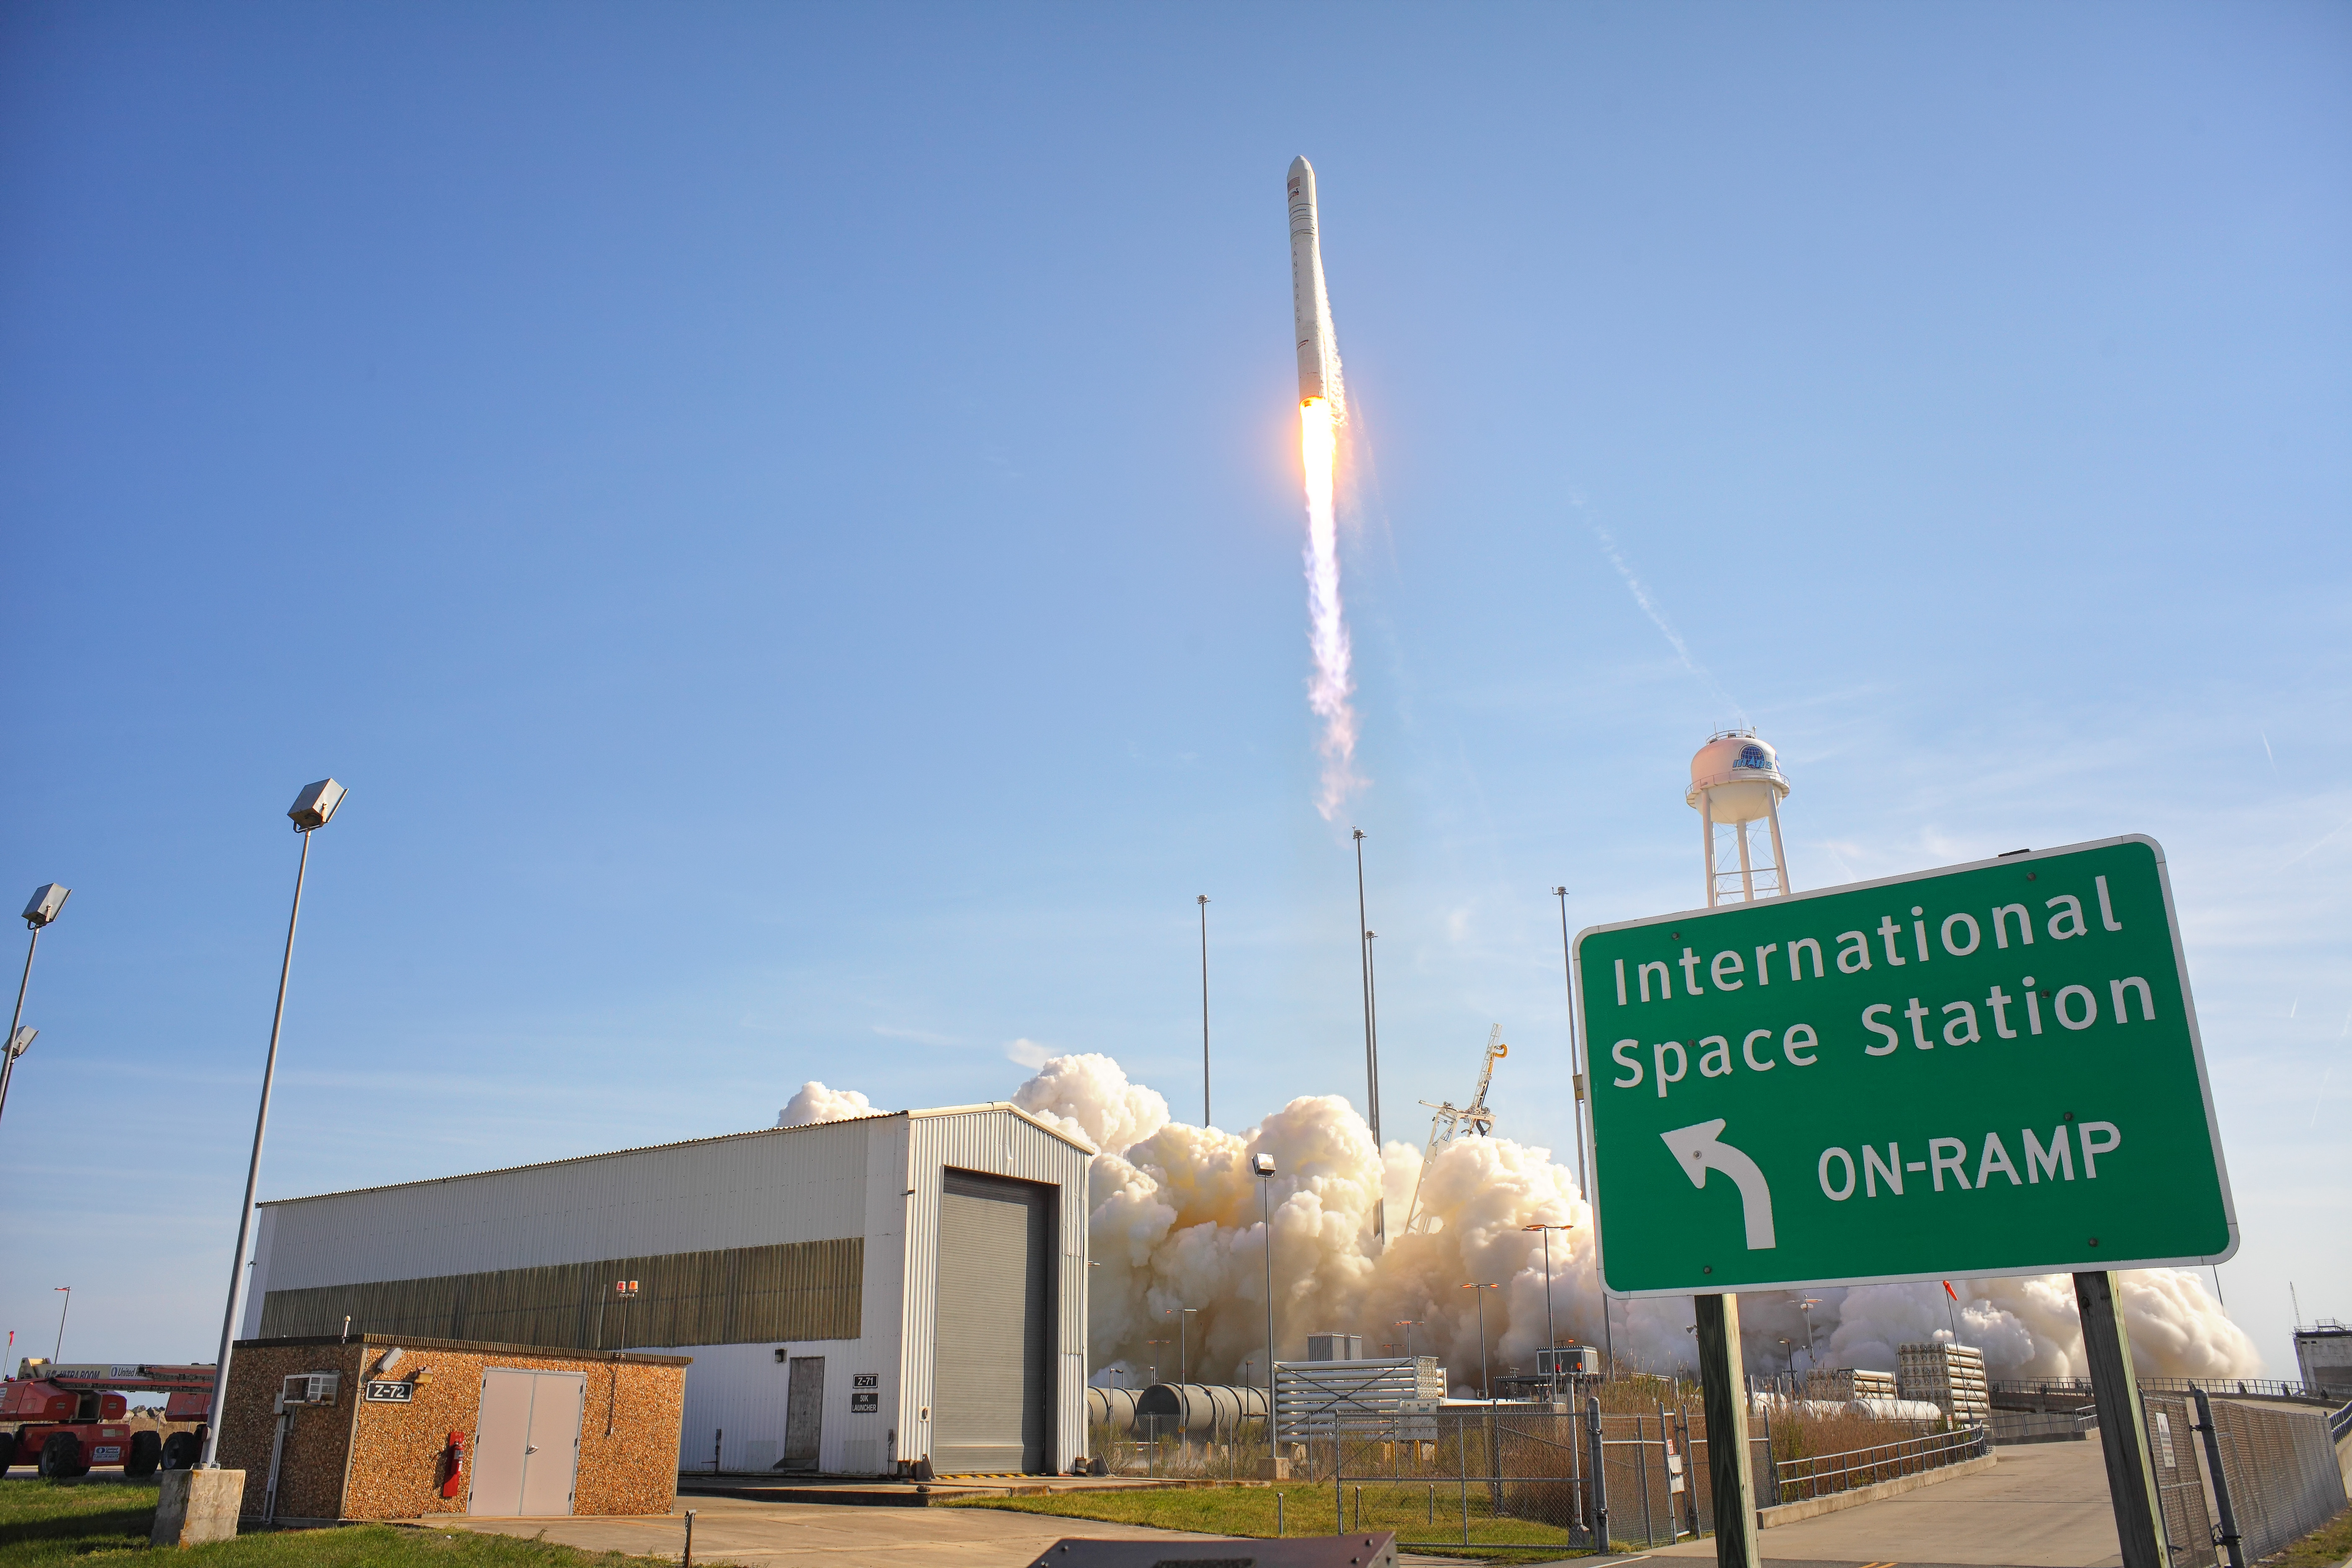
[1764,796,1792,895]
[1734,820,1757,902]
[1701,797,1719,908]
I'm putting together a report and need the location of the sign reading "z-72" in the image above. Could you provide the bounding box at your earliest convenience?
[1576,836,2236,1296]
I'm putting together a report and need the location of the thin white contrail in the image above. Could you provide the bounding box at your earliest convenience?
[1593,524,1746,723]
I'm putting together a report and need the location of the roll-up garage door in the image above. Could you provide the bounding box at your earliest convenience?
[933,1168,1053,1473]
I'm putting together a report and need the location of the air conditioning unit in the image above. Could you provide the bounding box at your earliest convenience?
[278,1372,341,1411]
[1535,1346,1598,1377]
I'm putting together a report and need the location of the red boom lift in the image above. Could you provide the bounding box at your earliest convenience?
[1,1360,215,1478]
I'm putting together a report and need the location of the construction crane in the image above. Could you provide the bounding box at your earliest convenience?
[1401,1025,1508,1235]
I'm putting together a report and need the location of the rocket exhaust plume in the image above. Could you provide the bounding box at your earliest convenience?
[1288,156,1361,819]
[785,1053,2264,1393]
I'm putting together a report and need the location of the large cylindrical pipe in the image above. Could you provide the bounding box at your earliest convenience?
[1087,1386,1143,1435]
[1134,1383,1270,1437]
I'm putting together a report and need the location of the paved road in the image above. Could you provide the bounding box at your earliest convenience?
[1645,1441,2122,1568]
[426,1442,2125,1568]
[424,1493,1252,1567]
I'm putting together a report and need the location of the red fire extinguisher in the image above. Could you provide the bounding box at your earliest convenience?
[440,1432,467,1499]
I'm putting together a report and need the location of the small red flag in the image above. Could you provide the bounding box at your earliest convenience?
[1943,1280,1958,1300]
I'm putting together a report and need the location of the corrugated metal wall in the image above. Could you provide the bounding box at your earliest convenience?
[899,1107,1088,1473]
[257,1238,863,1349]
[254,1118,879,1293]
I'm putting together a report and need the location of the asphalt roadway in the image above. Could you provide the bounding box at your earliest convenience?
[422,1442,2127,1568]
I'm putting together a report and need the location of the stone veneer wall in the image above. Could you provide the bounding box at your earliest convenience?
[217,1335,689,1522]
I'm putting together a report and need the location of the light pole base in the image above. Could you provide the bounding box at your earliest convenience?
[152,1468,245,1547]
[1255,1456,1292,1480]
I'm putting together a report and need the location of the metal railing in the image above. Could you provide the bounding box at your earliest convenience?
[1987,1407,2097,1444]
[1991,1375,2335,1403]
[1771,1424,1988,1503]
[2329,1398,2352,1444]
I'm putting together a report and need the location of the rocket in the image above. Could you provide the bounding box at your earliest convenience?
[1287,156,1338,411]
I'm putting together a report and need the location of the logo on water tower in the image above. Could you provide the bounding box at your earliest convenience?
[1734,745,1769,771]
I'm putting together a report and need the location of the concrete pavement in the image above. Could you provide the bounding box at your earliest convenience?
[1645,1442,2123,1567]
[417,1492,1251,1567]
[419,1441,2130,1568]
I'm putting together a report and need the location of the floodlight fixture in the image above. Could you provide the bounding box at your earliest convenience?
[288,779,347,831]
[3,885,72,1131]
[1253,1152,1276,1177]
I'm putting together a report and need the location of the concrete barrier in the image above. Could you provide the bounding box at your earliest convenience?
[1759,1452,1998,1528]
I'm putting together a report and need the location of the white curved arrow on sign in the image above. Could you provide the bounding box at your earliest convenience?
[1661,1118,1776,1250]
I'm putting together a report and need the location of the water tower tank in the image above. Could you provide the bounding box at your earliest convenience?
[1686,733,1790,825]
[1686,730,1792,907]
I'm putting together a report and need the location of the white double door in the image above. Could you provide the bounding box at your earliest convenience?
[471,1369,586,1516]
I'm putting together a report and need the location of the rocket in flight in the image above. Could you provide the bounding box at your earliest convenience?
[1287,156,1342,415]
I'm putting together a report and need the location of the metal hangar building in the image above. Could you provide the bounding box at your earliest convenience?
[240,1104,1093,1477]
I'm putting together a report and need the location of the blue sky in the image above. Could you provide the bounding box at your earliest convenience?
[3,3,2345,1376]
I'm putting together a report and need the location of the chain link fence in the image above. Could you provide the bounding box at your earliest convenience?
[2142,1387,2348,1566]
[1270,1400,1982,1553]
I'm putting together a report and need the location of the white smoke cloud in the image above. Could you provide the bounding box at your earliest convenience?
[1010,1051,1168,1155]
[802,1052,2264,1392]
[776,1081,879,1127]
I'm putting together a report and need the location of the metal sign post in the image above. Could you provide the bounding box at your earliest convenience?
[1578,836,2232,1563]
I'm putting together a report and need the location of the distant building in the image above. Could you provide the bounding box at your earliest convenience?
[2294,1320,2351,1396]
[1803,1367,1898,1402]
[1898,1341,1990,1424]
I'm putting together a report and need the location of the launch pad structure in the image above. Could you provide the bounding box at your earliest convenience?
[1400,1026,1508,1237]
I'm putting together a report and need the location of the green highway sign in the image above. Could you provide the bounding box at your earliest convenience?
[1576,836,2237,1297]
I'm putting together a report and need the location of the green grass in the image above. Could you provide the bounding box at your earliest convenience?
[0,1480,669,1568]
[944,1480,1633,1558]
[2269,1503,2352,1568]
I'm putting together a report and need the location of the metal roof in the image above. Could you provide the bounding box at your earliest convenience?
[258,1101,1092,1209]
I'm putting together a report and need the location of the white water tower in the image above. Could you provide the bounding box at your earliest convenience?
[1687,730,1792,906]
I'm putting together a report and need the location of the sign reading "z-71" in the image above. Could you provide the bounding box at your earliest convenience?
[1576,836,2236,1296]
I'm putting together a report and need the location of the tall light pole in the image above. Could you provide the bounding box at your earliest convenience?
[1395,1319,1421,1361]
[52,1286,70,1361]
[1365,918,1387,1214]
[1255,1153,1278,1433]
[1351,831,1382,1247]
[199,778,346,1469]
[1796,1296,1821,1374]
[1460,1283,1498,1399]
[1550,889,1588,1201]
[0,884,71,1133]
[1522,1222,1572,1387]
[1196,895,1211,1127]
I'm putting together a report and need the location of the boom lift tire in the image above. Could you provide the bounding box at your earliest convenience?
[160,1432,199,1471]
[125,1431,162,1478]
[38,1432,86,1479]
